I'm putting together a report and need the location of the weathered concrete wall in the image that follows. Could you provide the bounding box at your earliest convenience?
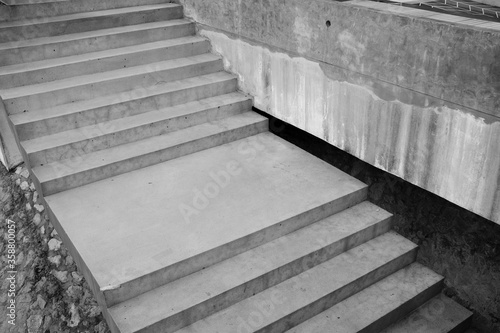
[177,0,500,225]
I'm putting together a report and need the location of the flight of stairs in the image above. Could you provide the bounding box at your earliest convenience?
[0,1,474,332]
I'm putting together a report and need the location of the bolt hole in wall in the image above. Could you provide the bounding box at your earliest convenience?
[254,109,500,333]
[326,20,331,27]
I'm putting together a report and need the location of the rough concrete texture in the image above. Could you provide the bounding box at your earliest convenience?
[0,165,110,333]
[177,0,500,225]
[45,132,367,307]
[269,116,500,333]
[179,0,500,118]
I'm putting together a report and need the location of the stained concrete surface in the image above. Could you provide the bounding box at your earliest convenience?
[179,0,500,118]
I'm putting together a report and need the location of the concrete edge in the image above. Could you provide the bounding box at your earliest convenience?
[0,96,24,170]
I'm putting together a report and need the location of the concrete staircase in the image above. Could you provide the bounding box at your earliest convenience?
[0,1,473,332]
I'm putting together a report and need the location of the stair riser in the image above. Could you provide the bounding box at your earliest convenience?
[0,6,183,43]
[15,77,238,141]
[137,217,393,333]
[0,22,195,66]
[6,58,223,114]
[38,118,268,196]
[0,0,168,22]
[258,248,418,333]
[361,280,444,333]
[103,186,369,307]
[0,40,211,89]
[28,97,250,166]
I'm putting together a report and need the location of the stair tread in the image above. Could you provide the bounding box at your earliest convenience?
[0,19,191,50]
[44,132,367,300]
[32,95,254,180]
[3,0,68,4]
[1,53,220,100]
[10,71,236,125]
[23,92,250,156]
[0,0,171,23]
[380,293,473,333]
[0,3,180,28]
[176,232,417,333]
[286,263,443,333]
[0,36,207,76]
[109,201,392,333]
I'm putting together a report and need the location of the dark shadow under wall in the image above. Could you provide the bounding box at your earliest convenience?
[256,108,500,333]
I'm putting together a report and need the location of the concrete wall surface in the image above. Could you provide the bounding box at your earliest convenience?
[177,0,500,225]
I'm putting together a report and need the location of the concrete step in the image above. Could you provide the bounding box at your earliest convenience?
[175,232,417,333]
[11,72,239,140]
[0,3,183,42]
[0,36,210,88]
[2,53,223,114]
[2,0,68,4]
[44,132,369,307]
[0,19,194,66]
[24,93,252,167]
[0,0,168,22]
[1,0,68,4]
[381,294,473,333]
[286,263,444,333]
[32,101,262,195]
[108,202,393,333]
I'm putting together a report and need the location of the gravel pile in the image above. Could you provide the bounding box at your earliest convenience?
[0,165,110,333]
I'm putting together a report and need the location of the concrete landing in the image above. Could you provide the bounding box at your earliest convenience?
[45,132,368,306]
